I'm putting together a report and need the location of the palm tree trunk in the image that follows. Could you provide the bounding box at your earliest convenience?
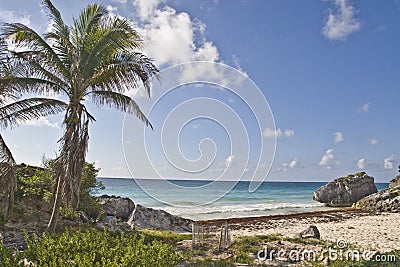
[46,169,66,233]
[47,106,89,231]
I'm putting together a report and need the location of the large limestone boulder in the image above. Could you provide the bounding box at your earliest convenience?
[354,186,400,212]
[128,204,193,233]
[313,172,377,207]
[96,195,135,221]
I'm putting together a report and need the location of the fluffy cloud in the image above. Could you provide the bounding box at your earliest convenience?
[357,158,366,169]
[384,155,394,170]
[334,131,343,144]
[369,137,379,145]
[263,128,295,138]
[319,148,339,169]
[106,5,118,17]
[132,0,219,66]
[23,117,60,129]
[225,154,234,167]
[279,159,300,172]
[361,102,370,112]
[322,0,361,41]
[0,9,31,25]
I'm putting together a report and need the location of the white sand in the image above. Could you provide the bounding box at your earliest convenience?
[229,212,400,252]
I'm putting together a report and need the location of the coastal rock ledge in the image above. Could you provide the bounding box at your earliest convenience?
[354,186,400,212]
[313,172,378,207]
[97,195,135,220]
[128,205,193,233]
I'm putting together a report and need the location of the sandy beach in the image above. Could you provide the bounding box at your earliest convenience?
[196,209,400,253]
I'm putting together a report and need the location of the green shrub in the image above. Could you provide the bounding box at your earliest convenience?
[0,244,21,267]
[16,167,53,203]
[15,161,104,218]
[23,229,185,266]
[78,162,104,218]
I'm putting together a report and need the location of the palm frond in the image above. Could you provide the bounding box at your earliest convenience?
[0,134,16,219]
[87,52,158,96]
[89,90,152,128]
[0,134,15,165]
[42,0,73,72]
[71,4,107,48]
[10,50,70,91]
[0,76,66,96]
[0,98,66,129]
[1,23,70,80]
[80,16,143,81]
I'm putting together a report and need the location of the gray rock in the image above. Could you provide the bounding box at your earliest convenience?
[313,173,377,207]
[128,204,193,233]
[296,225,320,239]
[354,186,400,212]
[96,195,135,221]
[103,215,118,225]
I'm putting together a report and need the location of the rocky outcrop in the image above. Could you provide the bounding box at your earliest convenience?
[96,195,135,221]
[128,204,193,233]
[90,196,193,232]
[296,225,320,239]
[313,172,378,207]
[390,176,400,188]
[353,186,400,212]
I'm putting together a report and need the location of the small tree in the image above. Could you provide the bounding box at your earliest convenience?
[2,0,158,232]
[79,162,104,218]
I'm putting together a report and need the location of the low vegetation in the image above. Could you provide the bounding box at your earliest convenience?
[13,161,104,220]
[0,229,187,267]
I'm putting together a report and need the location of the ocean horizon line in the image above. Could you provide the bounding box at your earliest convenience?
[97,176,390,185]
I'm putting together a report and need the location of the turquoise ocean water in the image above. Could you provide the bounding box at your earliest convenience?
[96,178,388,220]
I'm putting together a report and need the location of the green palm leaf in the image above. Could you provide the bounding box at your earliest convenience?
[0,98,66,129]
[90,90,152,128]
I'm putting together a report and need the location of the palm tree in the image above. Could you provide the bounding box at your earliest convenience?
[0,38,66,220]
[1,0,158,232]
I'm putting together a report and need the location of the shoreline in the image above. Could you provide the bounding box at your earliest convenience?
[194,207,361,225]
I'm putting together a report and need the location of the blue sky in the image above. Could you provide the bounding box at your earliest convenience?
[1,0,399,182]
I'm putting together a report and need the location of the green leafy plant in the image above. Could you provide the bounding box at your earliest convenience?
[16,166,53,203]
[0,244,22,267]
[22,229,185,266]
[78,162,104,219]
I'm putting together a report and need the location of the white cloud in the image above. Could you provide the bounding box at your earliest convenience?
[284,129,295,137]
[369,137,378,145]
[334,131,344,144]
[279,158,300,172]
[384,155,394,170]
[112,0,127,3]
[106,5,118,17]
[132,0,219,66]
[322,0,361,41]
[288,159,299,169]
[357,158,366,169]
[319,148,339,169]
[0,9,31,25]
[225,154,234,167]
[23,117,60,129]
[263,128,295,138]
[361,102,370,112]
